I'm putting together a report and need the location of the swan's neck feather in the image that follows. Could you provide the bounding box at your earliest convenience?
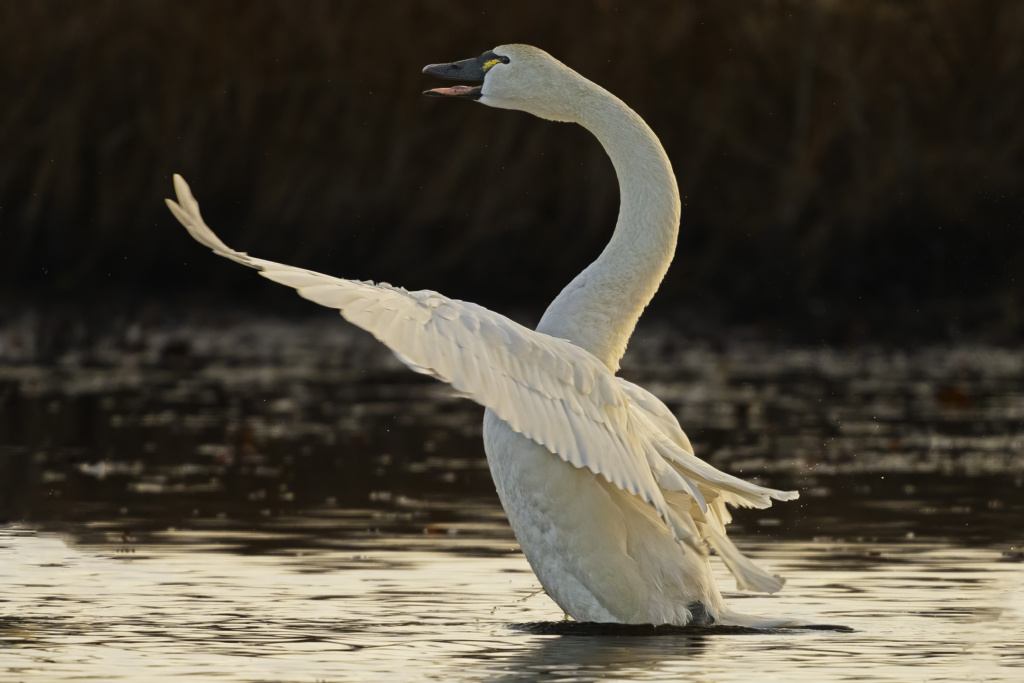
[535,78,680,372]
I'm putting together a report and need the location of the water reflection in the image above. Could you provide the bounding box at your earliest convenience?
[485,632,711,682]
[1,317,1023,679]
[2,527,1021,681]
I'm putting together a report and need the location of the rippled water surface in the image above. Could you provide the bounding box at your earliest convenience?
[1,317,1023,681]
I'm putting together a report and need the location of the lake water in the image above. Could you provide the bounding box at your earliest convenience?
[1,315,1022,681]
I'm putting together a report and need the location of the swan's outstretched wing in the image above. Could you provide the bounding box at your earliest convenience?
[166,174,796,546]
[618,380,797,510]
[619,380,794,592]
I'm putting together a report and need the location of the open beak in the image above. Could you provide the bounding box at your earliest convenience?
[422,54,490,100]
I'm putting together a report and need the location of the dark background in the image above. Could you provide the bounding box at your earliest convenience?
[2,0,1023,341]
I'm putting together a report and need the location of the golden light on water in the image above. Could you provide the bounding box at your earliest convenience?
[2,521,1022,680]
[2,323,1023,679]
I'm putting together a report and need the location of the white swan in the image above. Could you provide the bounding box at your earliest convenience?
[166,44,798,627]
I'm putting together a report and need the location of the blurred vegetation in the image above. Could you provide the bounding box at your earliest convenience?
[1,1,1023,340]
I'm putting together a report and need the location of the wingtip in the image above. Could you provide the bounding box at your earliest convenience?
[164,175,236,256]
[172,173,190,199]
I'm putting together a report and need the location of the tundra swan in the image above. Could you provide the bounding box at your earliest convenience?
[166,44,799,627]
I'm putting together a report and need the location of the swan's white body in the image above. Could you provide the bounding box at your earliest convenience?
[166,44,798,626]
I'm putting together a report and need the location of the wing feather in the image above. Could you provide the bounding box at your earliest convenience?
[167,174,796,551]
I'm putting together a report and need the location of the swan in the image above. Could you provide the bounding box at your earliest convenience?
[165,44,799,627]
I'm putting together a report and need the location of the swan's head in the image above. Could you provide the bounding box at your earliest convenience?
[423,44,582,123]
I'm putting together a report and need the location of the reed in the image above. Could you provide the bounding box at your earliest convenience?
[1,1,1022,335]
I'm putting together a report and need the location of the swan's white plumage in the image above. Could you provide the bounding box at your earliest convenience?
[167,43,799,625]
[167,174,794,546]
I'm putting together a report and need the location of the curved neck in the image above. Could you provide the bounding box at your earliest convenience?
[536,82,680,371]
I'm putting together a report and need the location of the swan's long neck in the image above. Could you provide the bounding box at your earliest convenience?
[535,82,680,371]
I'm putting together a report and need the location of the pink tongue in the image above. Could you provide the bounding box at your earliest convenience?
[427,85,477,96]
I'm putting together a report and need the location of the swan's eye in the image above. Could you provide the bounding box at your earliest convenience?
[482,55,511,74]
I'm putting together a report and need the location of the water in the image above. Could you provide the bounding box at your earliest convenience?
[1,315,1023,681]
[2,526,1021,681]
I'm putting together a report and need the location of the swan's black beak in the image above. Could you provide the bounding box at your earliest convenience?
[422,51,502,100]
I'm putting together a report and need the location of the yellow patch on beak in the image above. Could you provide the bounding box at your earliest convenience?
[482,58,502,73]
